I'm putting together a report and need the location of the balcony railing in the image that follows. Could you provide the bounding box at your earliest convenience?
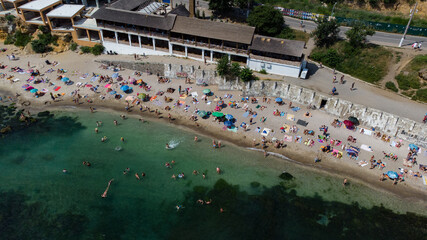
[169,37,249,55]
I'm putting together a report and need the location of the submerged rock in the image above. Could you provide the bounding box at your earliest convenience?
[279,171,294,180]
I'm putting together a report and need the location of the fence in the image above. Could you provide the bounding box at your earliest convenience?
[276,7,427,37]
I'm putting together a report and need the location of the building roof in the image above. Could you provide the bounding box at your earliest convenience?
[250,35,305,58]
[171,16,255,45]
[18,0,61,11]
[168,5,190,17]
[46,4,85,18]
[110,0,149,11]
[91,7,176,31]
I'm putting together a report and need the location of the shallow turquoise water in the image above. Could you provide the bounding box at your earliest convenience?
[0,108,426,239]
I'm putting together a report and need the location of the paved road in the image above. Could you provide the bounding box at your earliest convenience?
[284,16,427,48]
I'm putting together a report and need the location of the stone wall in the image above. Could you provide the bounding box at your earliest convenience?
[95,60,427,148]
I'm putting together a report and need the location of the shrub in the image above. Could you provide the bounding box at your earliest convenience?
[259,69,267,74]
[412,89,427,103]
[216,56,230,77]
[80,46,91,54]
[64,34,72,42]
[230,62,241,78]
[31,40,51,53]
[240,67,254,82]
[324,48,342,68]
[5,15,15,22]
[91,44,105,55]
[70,42,78,51]
[385,82,398,92]
[4,34,14,45]
[395,73,420,90]
[13,31,32,47]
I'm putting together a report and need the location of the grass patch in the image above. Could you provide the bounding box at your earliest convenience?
[395,73,420,90]
[402,90,415,98]
[412,89,427,103]
[395,54,426,93]
[385,81,398,92]
[276,26,310,42]
[309,41,392,83]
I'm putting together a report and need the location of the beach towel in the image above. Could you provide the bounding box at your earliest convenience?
[282,124,290,133]
[291,107,300,112]
[104,84,111,88]
[296,119,308,126]
[109,91,116,95]
[41,89,48,93]
[361,144,373,152]
[280,112,285,117]
[358,160,368,167]
[295,136,302,143]
[150,96,157,101]
[261,128,271,136]
[283,135,292,142]
[243,111,249,118]
[191,92,198,97]
[286,114,295,121]
[423,176,427,186]
[180,94,188,99]
[22,84,29,88]
[227,127,238,133]
[54,86,61,91]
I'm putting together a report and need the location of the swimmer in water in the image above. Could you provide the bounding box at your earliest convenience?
[171,174,176,180]
[121,137,124,142]
[165,162,171,168]
[193,170,199,175]
[212,140,216,148]
[216,167,221,174]
[114,120,118,126]
[101,179,114,198]
[166,143,170,149]
[343,178,348,187]
[62,169,68,173]
[95,128,98,133]
[135,173,140,180]
[171,160,175,165]
[202,173,206,179]
[101,136,107,142]
[205,199,212,205]
[141,172,146,177]
[194,136,198,142]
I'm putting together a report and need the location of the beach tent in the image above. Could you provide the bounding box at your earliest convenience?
[212,112,224,117]
[30,88,38,93]
[343,120,354,127]
[275,97,283,103]
[198,110,207,118]
[409,144,419,151]
[61,77,69,82]
[261,128,271,136]
[225,114,234,120]
[137,93,146,99]
[203,89,211,94]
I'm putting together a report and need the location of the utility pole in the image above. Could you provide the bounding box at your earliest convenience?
[399,1,418,47]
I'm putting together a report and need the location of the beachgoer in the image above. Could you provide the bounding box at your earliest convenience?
[194,136,198,142]
[114,120,118,126]
[193,170,199,175]
[343,178,348,186]
[351,82,355,91]
[95,128,98,133]
[172,174,176,180]
[171,160,175,165]
[218,141,221,148]
[101,179,114,198]
[135,173,140,180]
[216,167,221,174]
[212,140,216,148]
[121,137,124,142]
[166,143,170,149]
[202,173,206,179]
[62,169,68,173]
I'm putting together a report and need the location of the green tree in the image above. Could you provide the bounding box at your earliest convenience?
[239,67,254,82]
[216,56,230,77]
[234,0,254,9]
[209,0,232,15]
[312,17,340,48]
[247,5,284,36]
[91,44,105,55]
[345,22,375,48]
[230,62,241,78]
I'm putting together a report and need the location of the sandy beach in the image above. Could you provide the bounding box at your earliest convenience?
[0,43,426,208]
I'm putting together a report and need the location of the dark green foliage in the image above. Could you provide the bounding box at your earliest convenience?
[5,14,15,22]
[209,0,232,15]
[311,48,342,68]
[80,46,91,54]
[369,0,379,7]
[277,26,296,40]
[90,44,105,55]
[239,67,254,82]
[64,34,72,42]
[4,34,14,45]
[385,82,398,92]
[413,89,427,102]
[31,40,50,53]
[6,31,32,47]
[31,32,57,53]
[345,22,375,48]
[312,17,340,48]
[70,42,78,51]
[216,56,230,77]
[230,62,241,78]
[202,10,205,19]
[395,73,420,90]
[247,5,284,36]
[259,69,268,74]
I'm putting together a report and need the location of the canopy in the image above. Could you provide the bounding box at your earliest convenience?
[386,171,398,179]
[137,93,146,99]
[225,114,233,120]
[120,85,130,91]
[348,116,360,125]
[409,144,419,151]
[224,120,233,127]
[61,77,69,82]
[198,110,207,118]
[212,112,224,117]
[275,97,283,103]
[217,100,224,106]
[203,89,211,94]
[343,120,354,127]
[30,88,38,93]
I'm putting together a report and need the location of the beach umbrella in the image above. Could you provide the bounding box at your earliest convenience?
[343,120,354,127]
[197,110,207,118]
[409,144,419,151]
[137,93,146,99]
[61,77,69,82]
[224,120,233,127]
[348,116,360,125]
[203,89,211,94]
[120,85,130,92]
[112,73,119,78]
[275,97,283,103]
[125,96,135,101]
[386,171,398,179]
[217,100,224,106]
[30,88,38,93]
[225,114,234,120]
[212,112,224,117]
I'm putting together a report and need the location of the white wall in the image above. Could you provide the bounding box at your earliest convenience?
[248,58,302,78]
[103,42,170,56]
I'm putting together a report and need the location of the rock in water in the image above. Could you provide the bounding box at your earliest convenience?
[279,171,294,180]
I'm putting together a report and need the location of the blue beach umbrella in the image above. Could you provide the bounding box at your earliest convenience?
[30,88,38,93]
[386,171,398,179]
[224,120,233,127]
[112,72,119,78]
[225,114,233,120]
[61,77,69,82]
[409,144,419,151]
[120,85,130,92]
[275,97,283,103]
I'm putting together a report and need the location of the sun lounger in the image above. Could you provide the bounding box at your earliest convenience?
[296,119,308,126]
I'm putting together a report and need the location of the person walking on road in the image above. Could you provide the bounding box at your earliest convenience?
[351,82,355,91]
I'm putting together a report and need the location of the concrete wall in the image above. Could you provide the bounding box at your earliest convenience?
[97,60,427,148]
[248,58,301,78]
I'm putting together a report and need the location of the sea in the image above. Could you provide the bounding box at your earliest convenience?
[0,104,426,240]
